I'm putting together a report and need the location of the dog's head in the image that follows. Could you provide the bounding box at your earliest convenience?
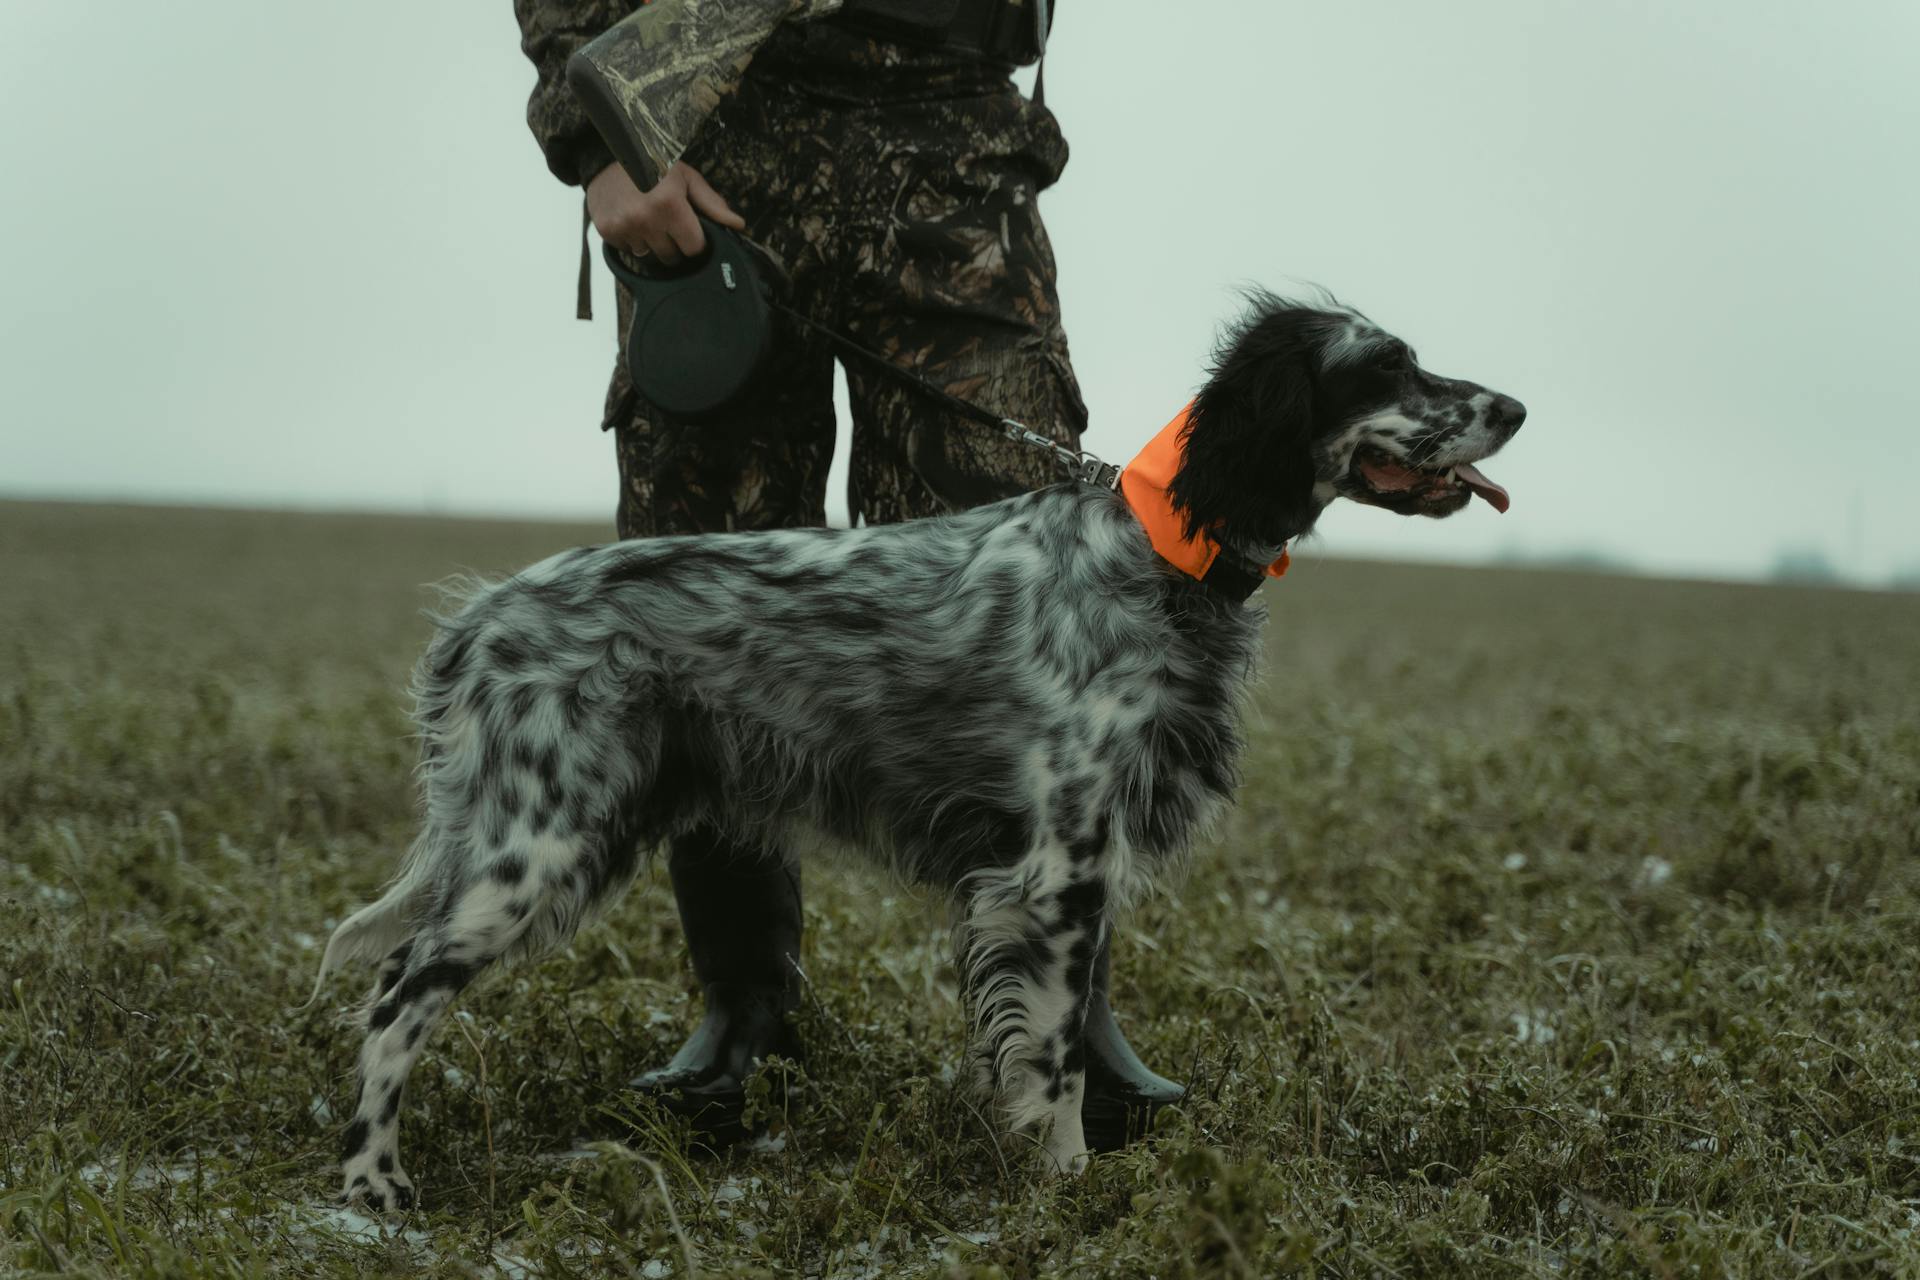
[1168,293,1525,549]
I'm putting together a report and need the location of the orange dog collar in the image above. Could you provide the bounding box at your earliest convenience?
[1118,402,1289,592]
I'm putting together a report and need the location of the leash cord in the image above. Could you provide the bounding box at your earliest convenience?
[766,298,1121,492]
[770,282,1278,601]
[601,231,1117,490]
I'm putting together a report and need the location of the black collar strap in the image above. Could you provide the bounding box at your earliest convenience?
[1196,553,1275,602]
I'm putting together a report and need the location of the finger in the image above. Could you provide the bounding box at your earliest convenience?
[640,226,682,266]
[603,221,650,257]
[661,198,708,260]
[684,169,746,230]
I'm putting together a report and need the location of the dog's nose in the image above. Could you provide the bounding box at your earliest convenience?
[1491,395,1527,435]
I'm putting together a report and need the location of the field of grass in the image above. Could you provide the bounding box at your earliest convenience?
[3,498,1918,1278]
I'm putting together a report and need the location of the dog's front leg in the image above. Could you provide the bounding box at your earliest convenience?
[961,851,1110,1174]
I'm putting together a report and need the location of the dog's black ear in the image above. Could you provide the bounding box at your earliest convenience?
[1167,303,1324,547]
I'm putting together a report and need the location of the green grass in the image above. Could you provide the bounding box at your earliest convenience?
[3,498,1918,1278]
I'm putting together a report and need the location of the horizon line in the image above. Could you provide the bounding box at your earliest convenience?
[3,490,1913,597]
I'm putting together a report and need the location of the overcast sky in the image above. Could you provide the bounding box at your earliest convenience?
[4,1,1916,583]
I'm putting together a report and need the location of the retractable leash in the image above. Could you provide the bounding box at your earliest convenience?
[602,221,1119,490]
[600,224,774,421]
[605,221,1283,600]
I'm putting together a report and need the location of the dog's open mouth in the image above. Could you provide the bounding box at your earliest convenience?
[1353,447,1511,514]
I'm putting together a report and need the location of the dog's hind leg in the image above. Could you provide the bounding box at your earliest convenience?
[334,845,562,1211]
[960,845,1111,1174]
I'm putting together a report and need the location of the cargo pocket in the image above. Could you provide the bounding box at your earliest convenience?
[1015,97,1071,192]
[601,378,636,434]
[899,338,1091,511]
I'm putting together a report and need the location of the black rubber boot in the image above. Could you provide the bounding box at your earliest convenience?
[1080,938,1184,1151]
[627,826,804,1140]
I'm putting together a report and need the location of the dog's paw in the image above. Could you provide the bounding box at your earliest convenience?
[336,1160,416,1214]
[1040,1139,1091,1177]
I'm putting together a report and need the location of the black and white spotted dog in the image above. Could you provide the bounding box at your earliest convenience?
[314,293,1524,1209]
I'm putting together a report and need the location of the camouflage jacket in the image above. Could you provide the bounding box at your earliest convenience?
[513,0,1051,190]
[513,0,844,190]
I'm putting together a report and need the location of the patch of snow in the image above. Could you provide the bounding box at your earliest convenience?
[1634,856,1673,889]
[541,1146,603,1164]
[76,1159,201,1191]
[1510,1009,1557,1045]
[298,1203,432,1250]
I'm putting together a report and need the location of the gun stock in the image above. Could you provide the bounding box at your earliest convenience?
[566,0,844,191]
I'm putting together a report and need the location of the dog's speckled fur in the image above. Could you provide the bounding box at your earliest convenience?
[315,295,1524,1208]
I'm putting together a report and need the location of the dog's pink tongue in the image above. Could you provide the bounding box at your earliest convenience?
[1456,462,1510,513]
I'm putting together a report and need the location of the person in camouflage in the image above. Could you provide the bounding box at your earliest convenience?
[512,0,1181,1152]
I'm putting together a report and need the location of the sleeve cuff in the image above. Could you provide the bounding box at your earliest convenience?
[571,135,618,188]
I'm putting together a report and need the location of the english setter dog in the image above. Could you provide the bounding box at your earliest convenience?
[315,293,1524,1209]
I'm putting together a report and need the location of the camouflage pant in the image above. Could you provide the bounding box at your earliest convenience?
[606,27,1086,538]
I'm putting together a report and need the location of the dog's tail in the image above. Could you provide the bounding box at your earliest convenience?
[302,580,504,1011]
[300,836,439,1009]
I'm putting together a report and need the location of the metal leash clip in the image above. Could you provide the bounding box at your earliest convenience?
[999,419,1121,490]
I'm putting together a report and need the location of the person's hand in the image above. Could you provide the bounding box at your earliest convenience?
[586,161,746,266]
